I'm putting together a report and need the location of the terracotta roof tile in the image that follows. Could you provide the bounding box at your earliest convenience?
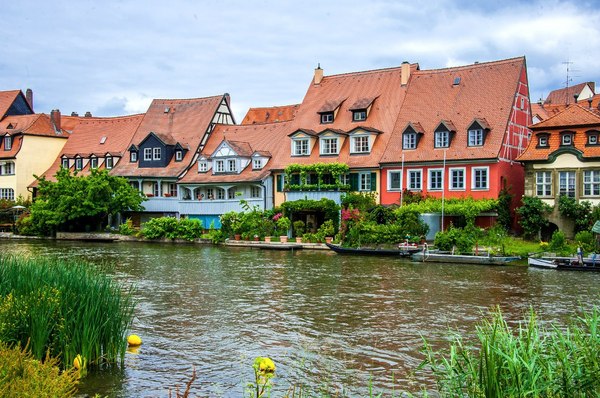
[0,90,22,118]
[224,140,253,157]
[349,96,378,111]
[241,104,299,125]
[0,114,68,159]
[381,57,527,164]
[545,82,594,105]
[318,98,347,113]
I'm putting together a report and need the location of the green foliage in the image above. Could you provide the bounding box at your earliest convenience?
[341,192,377,212]
[0,342,79,397]
[0,255,135,372]
[118,218,136,236]
[276,216,291,236]
[140,217,204,241]
[549,230,570,255]
[366,205,397,224]
[401,189,430,205]
[574,230,597,253]
[434,226,477,253]
[517,196,553,239]
[284,163,350,191]
[281,198,340,232]
[422,306,600,398]
[496,186,513,231]
[23,168,145,236]
[558,195,594,234]
[293,220,305,237]
[219,203,277,241]
[395,208,429,238]
[400,197,498,227]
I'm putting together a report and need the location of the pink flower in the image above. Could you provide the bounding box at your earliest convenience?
[272,212,283,221]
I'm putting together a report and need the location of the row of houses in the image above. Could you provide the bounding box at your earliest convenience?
[2,56,599,237]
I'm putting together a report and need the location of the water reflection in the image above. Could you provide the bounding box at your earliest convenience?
[1,240,599,397]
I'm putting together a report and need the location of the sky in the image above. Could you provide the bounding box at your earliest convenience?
[1,0,599,122]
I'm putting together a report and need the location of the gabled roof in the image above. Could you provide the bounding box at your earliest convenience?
[288,128,318,137]
[317,98,346,113]
[544,82,595,105]
[0,114,68,159]
[381,57,527,164]
[241,104,300,125]
[0,90,32,118]
[111,95,225,178]
[436,120,457,132]
[317,128,347,136]
[348,96,378,111]
[225,140,253,157]
[518,104,600,162]
[403,122,425,135]
[140,131,177,146]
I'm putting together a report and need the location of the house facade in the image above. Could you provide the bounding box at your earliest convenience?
[379,57,532,232]
[518,103,600,238]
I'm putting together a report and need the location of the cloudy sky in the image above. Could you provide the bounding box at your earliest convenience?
[2,0,599,122]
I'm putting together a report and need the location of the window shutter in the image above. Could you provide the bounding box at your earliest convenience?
[276,175,282,192]
[350,173,358,191]
[370,172,377,191]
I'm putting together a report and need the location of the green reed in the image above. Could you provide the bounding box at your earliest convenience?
[421,306,600,397]
[0,255,135,372]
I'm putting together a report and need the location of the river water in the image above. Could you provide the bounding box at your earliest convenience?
[1,239,599,397]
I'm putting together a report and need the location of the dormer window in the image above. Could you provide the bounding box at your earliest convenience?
[292,138,309,156]
[253,159,262,169]
[153,147,161,160]
[75,157,83,170]
[352,110,367,121]
[403,132,417,149]
[351,135,370,153]
[320,137,339,155]
[215,160,225,173]
[561,133,573,146]
[198,161,208,172]
[321,112,334,124]
[90,157,98,169]
[3,136,11,151]
[130,151,138,162]
[227,159,236,172]
[586,131,599,146]
[538,135,548,147]
[105,156,113,169]
[144,148,152,161]
[175,150,183,161]
[468,129,484,146]
[61,158,69,168]
[435,130,450,148]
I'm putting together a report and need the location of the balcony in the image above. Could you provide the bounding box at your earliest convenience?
[285,191,343,204]
[140,196,264,215]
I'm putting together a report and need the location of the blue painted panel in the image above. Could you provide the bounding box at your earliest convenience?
[188,215,222,229]
[6,94,32,116]
[139,135,167,168]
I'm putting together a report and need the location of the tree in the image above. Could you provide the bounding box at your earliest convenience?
[516,196,552,240]
[21,168,145,236]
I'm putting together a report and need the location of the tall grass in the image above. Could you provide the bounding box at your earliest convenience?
[0,255,135,372]
[421,306,600,397]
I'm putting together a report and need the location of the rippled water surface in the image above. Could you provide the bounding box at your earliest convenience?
[2,240,599,397]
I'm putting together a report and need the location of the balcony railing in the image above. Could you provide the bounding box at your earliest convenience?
[140,196,264,214]
[285,191,343,204]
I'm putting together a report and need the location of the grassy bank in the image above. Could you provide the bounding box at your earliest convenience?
[0,255,135,372]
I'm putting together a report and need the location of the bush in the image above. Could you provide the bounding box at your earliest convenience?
[140,217,203,241]
[293,220,305,237]
[574,230,597,253]
[118,218,136,236]
[549,230,569,254]
[517,196,553,239]
[434,226,475,253]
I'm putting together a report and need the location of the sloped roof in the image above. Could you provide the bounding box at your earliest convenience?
[545,82,594,105]
[225,140,253,157]
[111,95,224,178]
[0,114,68,159]
[518,104,600,162]
[241,104,299,125]
[0,90,22,118]
[381,57,526,164]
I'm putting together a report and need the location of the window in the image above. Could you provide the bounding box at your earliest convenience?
[468,129,484,146]
[293,139,309,156]
[584,170,600,196]
[215,160,224,173]
[227,159,236,172]
[0,188,14,201]
[435,131,450,148]
[408,170,422,190]
[536,171,552,196]
[352,110,367,121]
[428,169,443,191]
[559,171,576,198]
[153,147,161,160]
[228,187,236,199]
[217,188,225,200]
[169,183,177,197]
[90,157,98,169]
[450,168,465,190]
[153,182,160,197]
[588,134,598,145]
[198,161,208,172]
[538,136,548,147]
[175,151,183,161]
[403,133,417,149]
[130,151,138,162]
[472,167,489,190]
[62,158,69,169]
[340,173,350,186]
[1,162,14,175]
[252,159,262,169]
[561,134,573,146]
[105,157,113,169]
[359,172,371,191]
[352,136,370,153]
[251,186,261,198]
[144,148,152,161]
[3,136,11,151]
[206,188,214,200]
[75,158,83,170]
[388,170,402,191]
[320,137,338,155]
[321,112,334,124]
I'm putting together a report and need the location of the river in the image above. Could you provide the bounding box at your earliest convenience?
[1,239,599,397]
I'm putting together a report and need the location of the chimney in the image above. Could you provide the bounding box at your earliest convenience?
[50,109,61,131]
[84,111,92,117]
[314,64,323,85]
[401,61,411,86]
[574,94,579,104]
[589,99,593,109]
[25,88,33,111]
[71,112,79,117]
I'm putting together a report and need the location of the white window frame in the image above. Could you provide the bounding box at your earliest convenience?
[198,161,208,172]
[538,136,548,147]
[407,169,422,191]
[352,110,366,121]
[0,188,14,201]
[153,147,161,160]
[589,135,598,145]
[562,134,572,146]
[321,113,334,124]
[144,148,152,161]
[217,188,225,200]
[435,131,450,148]
[536,171,552,197]
[61,158,69,169]
[130,151,138,162]
[292,138,309,156]
[215,160,225,173]
[320,137,339,155]
[559,170,576,198]
[449,168,466,191]
[583,170,600,196]
[387,170,402,191]
[105,157,113,169]
[351,135,370,154]
[90,157,98,169]
[152,182,160,197]
[472,166,489,190]
[75,158,83,170]
[175,151,183,161]
[227,159,237,172]
[4,136,11,151]
[359,172,371,191]
[468,129,484,146]
[1,161,15,175]
[428,168,443,191]
[252,159,262,170]
[251,186,261,198]
[403,133,417,149]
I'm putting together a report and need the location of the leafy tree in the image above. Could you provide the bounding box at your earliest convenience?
[516,196,552,240]
[20,168,145,236]
[496,186,513,231]
[558,195,593,234]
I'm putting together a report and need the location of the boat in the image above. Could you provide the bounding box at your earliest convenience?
[325,243,420,257]
[528,257,600,272]
[411,251,520,265]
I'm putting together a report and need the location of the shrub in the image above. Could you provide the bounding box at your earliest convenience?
[366,205,397,224]
[293,220,305,237]
[341,192,376,212]
[574,230,596,253]
[118,218,136,236]
[434,226,475,253]
[549,230,569,254]
[517,196,552,239]
[139,217,204,241]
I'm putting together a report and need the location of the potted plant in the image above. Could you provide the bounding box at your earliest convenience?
[293,220,305,243]
[276,216,291,243]
[318,220,335,244]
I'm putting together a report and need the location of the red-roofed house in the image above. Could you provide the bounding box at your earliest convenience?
[241,104,299,125]
[517,103,600,237]
[544,82,595,106]
[379,57,531,234]
[110,94,235,224]
[0,90,70,200]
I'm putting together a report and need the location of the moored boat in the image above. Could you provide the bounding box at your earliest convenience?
[411,251,520,265]
[325,243,420,257]
[528,256,600,272]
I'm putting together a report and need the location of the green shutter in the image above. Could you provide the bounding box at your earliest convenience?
[350,173,359,191]
[370,172,377,191]
[276,175,282,192]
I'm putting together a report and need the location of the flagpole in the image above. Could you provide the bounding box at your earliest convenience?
[441,149,446,231]
[400,153,405,206]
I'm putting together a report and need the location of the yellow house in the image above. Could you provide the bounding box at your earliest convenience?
[1,108,68,201]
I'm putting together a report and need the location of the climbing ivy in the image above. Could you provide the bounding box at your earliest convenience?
[284,163,350,191]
